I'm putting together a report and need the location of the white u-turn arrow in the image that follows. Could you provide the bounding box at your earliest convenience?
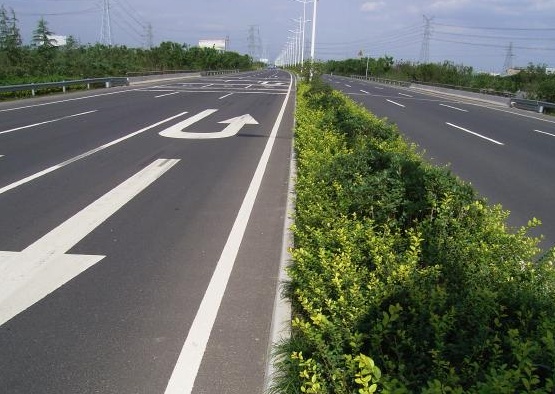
[159,109,258,139]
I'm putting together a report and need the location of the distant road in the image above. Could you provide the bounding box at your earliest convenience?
[325,74,555,252]
[0,69,294,393]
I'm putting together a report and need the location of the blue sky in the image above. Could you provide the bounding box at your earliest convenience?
[2,0,555,73]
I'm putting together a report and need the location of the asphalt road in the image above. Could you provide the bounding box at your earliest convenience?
[0,69,295,393]
[325,74,555,252]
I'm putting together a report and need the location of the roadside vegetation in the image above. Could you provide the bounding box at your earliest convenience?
[325,57,555,102]
[271,74,555,393]
[0,5,253,88]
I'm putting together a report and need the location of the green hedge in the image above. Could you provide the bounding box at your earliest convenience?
[271,79,555,393]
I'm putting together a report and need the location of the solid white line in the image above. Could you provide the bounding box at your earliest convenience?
[164,72,293,394]
[0,159,179,326]
[201,84,214,88]
[386,99,405,108]
[0,111,97,135]
[535,129,555,137]
[446,122,504,145]
[219,93,234,100]
[360,89,369,94]
[155,92,179,98]
[0,111,189,195]
[440,103,468,112]
[398,93,413,97]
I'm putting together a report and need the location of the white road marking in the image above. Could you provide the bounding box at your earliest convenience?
[164,72,293,394]
[398,93,413,97]
[446,122,504,145]
[345,84,352,87]
[0,89,135,113]
[374,86,384,90]
[201,84,214,88]
[155,92,180,98]
[0,158,179,326]
[440,103,468,112]
[245,84,253,89]
[218,93,234,100]
[159,110,258,139]
[386,99,406,108]
[0,111,189,195]
[535,129,555,137]
[0,111,97,135]
[360,90,369,94]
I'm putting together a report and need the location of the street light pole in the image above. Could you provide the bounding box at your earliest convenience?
[309,0,319,80]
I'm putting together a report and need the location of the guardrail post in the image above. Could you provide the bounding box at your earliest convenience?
[31,89,35,96]
[63,85,66,93]
[105,81,111,88]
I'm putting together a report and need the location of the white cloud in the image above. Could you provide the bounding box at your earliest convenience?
[361,1,386,12]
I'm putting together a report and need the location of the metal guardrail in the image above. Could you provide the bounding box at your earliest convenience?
[350,75,410,87]
[510,98,555,113]
[0,77,129,97]
[0,69,241,98]
[201,69,240,76]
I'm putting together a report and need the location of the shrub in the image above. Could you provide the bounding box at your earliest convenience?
[272,78,555,393]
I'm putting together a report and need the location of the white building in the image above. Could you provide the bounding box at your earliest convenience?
[198,39,227,52]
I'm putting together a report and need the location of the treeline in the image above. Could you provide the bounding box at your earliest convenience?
[324,57,555,102]
[0,5,252,85]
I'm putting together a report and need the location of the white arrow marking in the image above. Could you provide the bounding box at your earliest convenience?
[0,158,179,326]
[159,110,258,139]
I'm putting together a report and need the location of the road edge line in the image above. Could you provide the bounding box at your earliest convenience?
[263,76,296,392]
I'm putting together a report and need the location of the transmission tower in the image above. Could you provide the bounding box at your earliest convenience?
[247,25,262,61]
[503,42,514,74]
[145,23,153,48]
[100,0,113,45]
[419,15,433,64]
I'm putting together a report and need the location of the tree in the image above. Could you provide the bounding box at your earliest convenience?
[32,17,55,49]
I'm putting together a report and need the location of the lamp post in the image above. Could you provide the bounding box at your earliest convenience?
[309,0,319,80]
[295,0,310,71]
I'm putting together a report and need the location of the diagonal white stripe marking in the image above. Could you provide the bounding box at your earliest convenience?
[386,99,405,108]
[535,129,555,137]
[440,103,468,112]
[155,92,180,98]
[0,111,189,195]
[446,122,504,145]
[0,111,97,135]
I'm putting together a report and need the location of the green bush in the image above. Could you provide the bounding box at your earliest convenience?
[272,78,555,393]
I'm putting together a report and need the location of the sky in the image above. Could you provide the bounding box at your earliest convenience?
[2,0,555,73]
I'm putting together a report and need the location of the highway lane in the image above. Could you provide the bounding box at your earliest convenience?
[325,75,555,251]
[0,69,294,393]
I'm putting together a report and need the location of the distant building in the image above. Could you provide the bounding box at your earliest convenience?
[48,35,67,47]
[199,39,227,52]
[505,68,522,77]
[546,67,555,75]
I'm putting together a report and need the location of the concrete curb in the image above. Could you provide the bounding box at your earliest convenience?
[263,74,296,394]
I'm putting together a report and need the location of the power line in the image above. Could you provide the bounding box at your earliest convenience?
[435,22,555,32]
